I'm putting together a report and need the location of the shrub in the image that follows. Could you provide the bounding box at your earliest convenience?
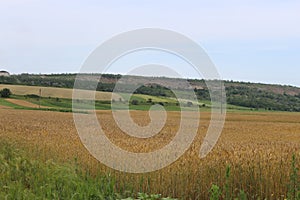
[25,94,40,98]
[131,99,139,105]
[209,184,221,200]
[0,88,12,98]
[186,101,193,107]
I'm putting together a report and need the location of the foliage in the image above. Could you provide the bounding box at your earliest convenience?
[288,154,300,200]
[0,88,12,98]
[195,85,300,112]
[186,101,193,107]
[209,184,221,200]
[134,85,175,98]
[131,99,139,105]
[1,73,300,111]
[225,86,300,112]
[0,141,119,199]
[236,190,247,200]
[123,193,177,200]
[0,141,175,200]
[225,165,231,200]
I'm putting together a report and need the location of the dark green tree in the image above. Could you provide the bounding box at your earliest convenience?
[0,88,12,98]
[187,101,193,107]
[131,99,139,105]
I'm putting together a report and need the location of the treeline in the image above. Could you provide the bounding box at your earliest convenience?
[0,74,75,88]
[1,73,300,112]
[226,86,300,112]
[194,86,300,112]
[0,74,175,97]
[0,73,122,89]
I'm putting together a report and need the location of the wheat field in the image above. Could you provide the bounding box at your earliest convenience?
[0,84,120,101]
[0,108,300,199]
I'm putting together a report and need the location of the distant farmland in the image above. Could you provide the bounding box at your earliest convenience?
[1,73,300,111]
[0,84,120,101]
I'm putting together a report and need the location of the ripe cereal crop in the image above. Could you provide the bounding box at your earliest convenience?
[0,108,300,199]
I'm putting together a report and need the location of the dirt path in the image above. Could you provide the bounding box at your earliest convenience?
[5,99,50,109]
[0,105,10,109]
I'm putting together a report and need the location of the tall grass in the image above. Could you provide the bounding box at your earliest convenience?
[288,154,300,200]
[2,139,300,199]
[0,140,176,200]
[0,141,118,199]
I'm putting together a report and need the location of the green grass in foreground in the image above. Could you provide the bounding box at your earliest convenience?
[0,140,176,200]
[2,140,300,199]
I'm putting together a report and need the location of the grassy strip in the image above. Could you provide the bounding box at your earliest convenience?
[0,98,26,109]
[2,94,269,113]
[0,97,87,113]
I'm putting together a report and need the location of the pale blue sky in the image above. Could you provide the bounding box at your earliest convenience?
[0,0,299,86]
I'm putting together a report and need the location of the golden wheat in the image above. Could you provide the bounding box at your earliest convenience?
[0,84,120,100]
[0,109,299,199]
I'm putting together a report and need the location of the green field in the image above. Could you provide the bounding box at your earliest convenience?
[0,84,256,113]
[0,94,254,113]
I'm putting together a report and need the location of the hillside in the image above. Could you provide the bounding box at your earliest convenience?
[0,84,120,101]
[1,73,300,111]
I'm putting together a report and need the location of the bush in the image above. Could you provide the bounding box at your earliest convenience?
[187,101,193,107]
[158,102,164,106]
[25,94,40,98]
[131,99,139,105]
[209,184,221,200]
[0,88,12,98]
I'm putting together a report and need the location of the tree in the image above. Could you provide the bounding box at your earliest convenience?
[131,99,139,105]
[0,88,12,98]
[187,101,193,107]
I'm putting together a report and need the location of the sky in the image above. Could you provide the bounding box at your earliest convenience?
[0,0,299,86]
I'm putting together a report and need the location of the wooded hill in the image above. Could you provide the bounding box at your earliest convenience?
[1,73,300,112]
